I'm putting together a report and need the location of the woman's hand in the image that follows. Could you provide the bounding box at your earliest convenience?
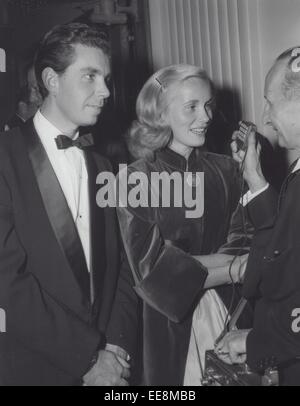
[229,254,249,284]
[194,253,235,268]
[196,253,249,289]
[231,130,267,193]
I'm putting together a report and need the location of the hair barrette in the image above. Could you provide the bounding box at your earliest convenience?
[154,76,163,90]
[291,48,300,73]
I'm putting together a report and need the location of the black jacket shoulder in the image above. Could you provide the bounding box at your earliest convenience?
[0,128,24,169]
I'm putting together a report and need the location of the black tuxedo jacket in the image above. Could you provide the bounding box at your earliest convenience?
[0,119,129,386]
[243,169,300,385]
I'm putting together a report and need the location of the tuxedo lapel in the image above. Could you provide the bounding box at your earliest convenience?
[22,119,91,302]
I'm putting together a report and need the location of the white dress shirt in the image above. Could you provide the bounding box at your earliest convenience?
[33,110,91,271]
[292,158,300,173]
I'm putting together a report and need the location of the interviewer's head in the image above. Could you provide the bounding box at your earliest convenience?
[263,47,300,152]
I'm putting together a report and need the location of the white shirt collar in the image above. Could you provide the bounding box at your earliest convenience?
[33,110,79,151]
[293,158,300,173]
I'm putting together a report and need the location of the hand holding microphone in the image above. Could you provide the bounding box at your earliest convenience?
[231,121,267,193]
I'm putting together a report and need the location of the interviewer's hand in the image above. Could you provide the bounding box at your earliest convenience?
[83,350,130,386]
[231,130,267,193]
[215,330,250,365]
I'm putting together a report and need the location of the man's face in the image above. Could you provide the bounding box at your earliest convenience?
[54,44,110,131]
[263,61,300,151]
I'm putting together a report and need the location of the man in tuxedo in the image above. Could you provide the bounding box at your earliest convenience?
[0,22,132,386]
[216,47,300,385]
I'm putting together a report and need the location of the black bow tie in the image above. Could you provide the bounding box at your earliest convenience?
[55,133,94,150]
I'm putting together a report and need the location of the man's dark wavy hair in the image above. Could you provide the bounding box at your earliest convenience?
[34,23,110,98]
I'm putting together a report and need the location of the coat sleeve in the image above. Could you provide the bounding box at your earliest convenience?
[246,185,278,230]
[242,186,279,298]
[217,161,254,256]
[116,169,208,323]
[0,169,102,380]
[105,248,140,362]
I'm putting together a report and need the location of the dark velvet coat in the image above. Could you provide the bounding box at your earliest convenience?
[0,120,126,386]
[116,148,253,386]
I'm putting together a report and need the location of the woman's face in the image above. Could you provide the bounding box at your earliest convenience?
[164,77,213,157]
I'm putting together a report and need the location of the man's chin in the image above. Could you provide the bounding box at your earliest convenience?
[82,116,99,127]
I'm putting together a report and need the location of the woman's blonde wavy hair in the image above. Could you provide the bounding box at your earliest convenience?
[127,64,213,160]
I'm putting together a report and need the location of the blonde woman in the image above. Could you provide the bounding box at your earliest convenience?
[116,65,252,385]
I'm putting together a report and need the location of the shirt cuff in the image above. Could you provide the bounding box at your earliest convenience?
[105,343,130,362]
[240,183,269,207]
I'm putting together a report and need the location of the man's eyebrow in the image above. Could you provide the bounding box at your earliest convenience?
[183,97,214,106]
[80,67,111,79]
[80,67,104,74]
[183,99,199,105]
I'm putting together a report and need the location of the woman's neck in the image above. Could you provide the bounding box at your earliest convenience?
[169,143,193,160]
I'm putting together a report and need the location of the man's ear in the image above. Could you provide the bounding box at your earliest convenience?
[41,67,59,96]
